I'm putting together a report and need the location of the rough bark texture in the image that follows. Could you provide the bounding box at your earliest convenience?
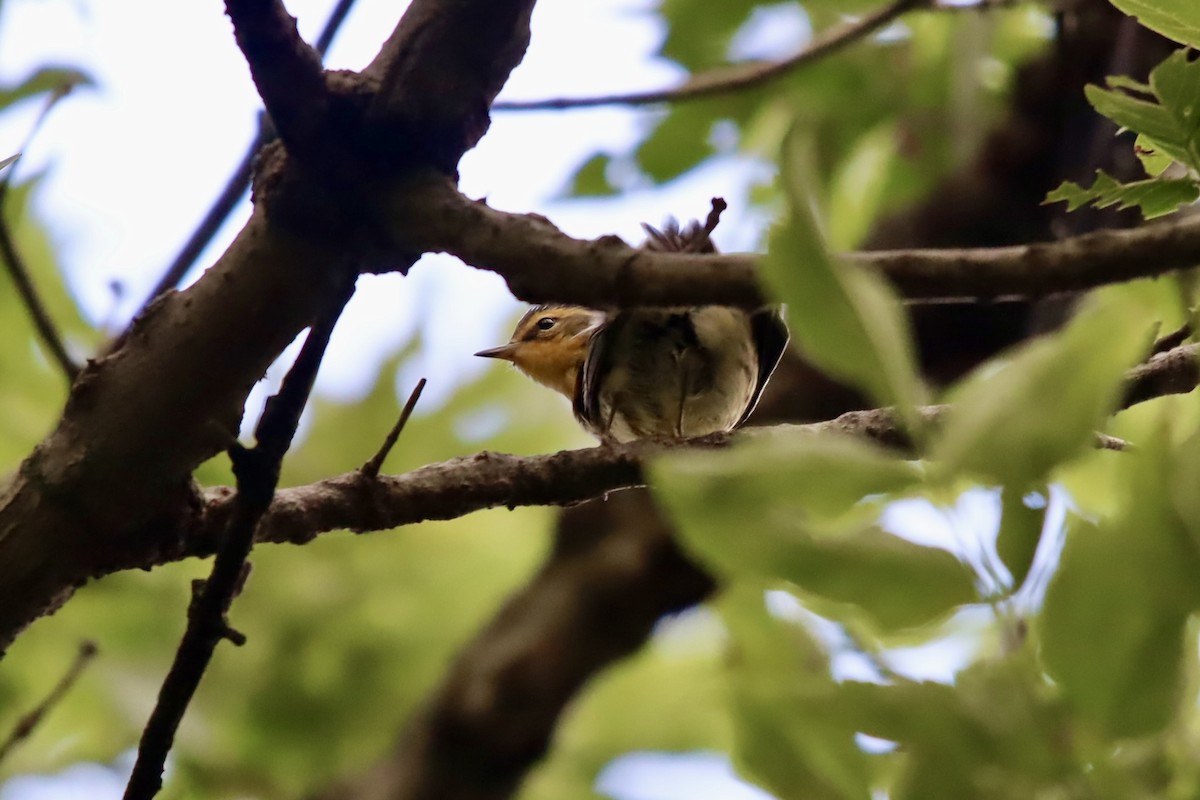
[0,0,538,651]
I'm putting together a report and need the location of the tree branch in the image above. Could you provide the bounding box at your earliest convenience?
[389,176,1200,306]
[223,0,330,162]
[0,206,79,381]
[0,0,539,651]
[0,85,84,381]
[0,640,97,763]
[493,0,929,111]
[128,335,1192,571]
[123,280,353,800]
[140,0,361,312]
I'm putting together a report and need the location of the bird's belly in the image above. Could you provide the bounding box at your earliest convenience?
[598,325,757,441]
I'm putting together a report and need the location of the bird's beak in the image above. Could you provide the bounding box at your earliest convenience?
[474,343,518,361]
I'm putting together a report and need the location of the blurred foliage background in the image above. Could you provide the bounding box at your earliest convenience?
[3,0,1200,798]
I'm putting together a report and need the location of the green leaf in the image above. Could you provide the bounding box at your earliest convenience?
[657,428,924,519]
[651,431,975,631]
[634,104,717,183]
[764,134,926,424]
[842,656,1073,798]
[1042,432,1200,738]
[720,587,871,800]
[1135,132,1177,176]
[558,152,619,198]
[1083,51,1200,171]
[995,488,1045,590]
[828,123,898,249]
[930,282,1156,486]
[0,66,93,110]
[1044,170,1199,220]
[1109,0,1200,48]
[1085,85,1193,165]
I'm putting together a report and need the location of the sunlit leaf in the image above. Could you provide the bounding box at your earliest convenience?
[1109,0,1200,48]
[1044,170,1199,220]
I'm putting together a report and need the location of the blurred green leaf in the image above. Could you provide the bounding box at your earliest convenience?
[1042,429,1200,738]
[764,135,926,424]
[652,431,975,631]
[930,282,1157,487]
[1108,0,1200,48]
[995,488,1045,590]
[828,123,898,249]
[843,653,1075,798]
[720,587,871,800]
[559,152,619,198]
[0,66,93,110]
[634,105,717,183]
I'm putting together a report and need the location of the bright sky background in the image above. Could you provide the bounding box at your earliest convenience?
[0,0,782,408]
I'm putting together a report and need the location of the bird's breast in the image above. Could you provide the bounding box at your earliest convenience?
[586,307,758,441]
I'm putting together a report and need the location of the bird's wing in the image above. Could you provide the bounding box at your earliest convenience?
[736,307,790,427]
[574,314,619,429]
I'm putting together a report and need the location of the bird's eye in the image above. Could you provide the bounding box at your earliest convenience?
[536,317,556,331]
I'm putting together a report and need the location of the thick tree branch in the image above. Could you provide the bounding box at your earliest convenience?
[223,0,329,161]
[113,337,1192,573]
[0,0,539,650]
[141,0,361,312]
[363,0,535,172]
[493,0,929,111]
[389,176,1200,307]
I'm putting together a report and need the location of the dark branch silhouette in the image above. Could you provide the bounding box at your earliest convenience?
[389,175,1200,307]
[123,280,354,800]
[139,0,360,312]
[493,0,929,110]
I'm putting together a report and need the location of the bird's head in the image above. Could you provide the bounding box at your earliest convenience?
[474,304,602,399]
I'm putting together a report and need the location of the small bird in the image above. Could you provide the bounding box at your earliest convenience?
[475,203,789,442]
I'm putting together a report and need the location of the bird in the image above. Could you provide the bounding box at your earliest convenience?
[474,203,789,442]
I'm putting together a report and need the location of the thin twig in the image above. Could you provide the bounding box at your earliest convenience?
[122,279,355,800]
[361,377,427,478]
[138,0,359,313]
[1093,431,1132,451]
[493,0,929,111]
[0,84,84,380]
[313,0,357,56]
[1151,321,1191,355]
[0,640,98,763]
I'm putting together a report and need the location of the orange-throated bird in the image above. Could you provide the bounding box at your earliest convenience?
[475,203,789,442]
